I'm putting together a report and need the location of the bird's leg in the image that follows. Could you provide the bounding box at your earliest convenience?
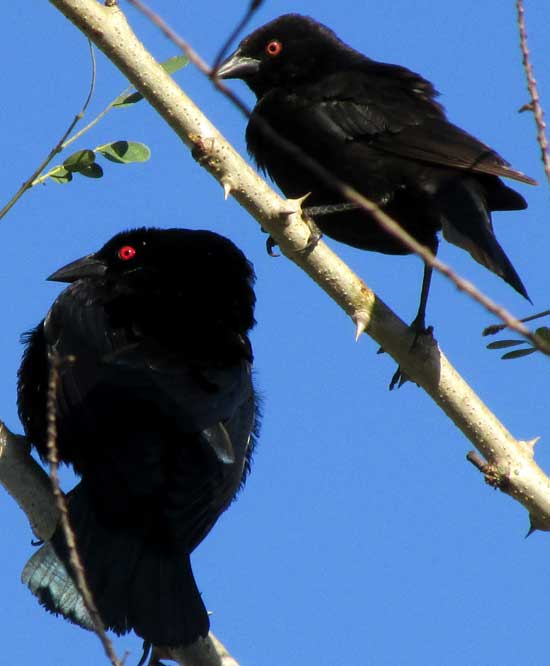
[409,261,434,346]
[387,240,438,390]
[303,202,360,216]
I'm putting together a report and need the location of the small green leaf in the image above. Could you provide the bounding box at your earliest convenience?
[502,348,538,360]
[113,56,188,107]
[63,149,96,172]
[112,91,143,108]
[486,339,525,350]
[79,163,104,179]
[97,141,151,164]
[49,166,73,184]
[161,55,188,75]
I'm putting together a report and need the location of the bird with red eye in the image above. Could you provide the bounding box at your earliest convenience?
[118,245,136,261]
[265,39,282,57]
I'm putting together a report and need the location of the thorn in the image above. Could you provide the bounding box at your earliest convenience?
[525,436,541,451]
[280,192,311,217]
[352,311,370,341]
[525,519,538,538]
[222,180,232,201]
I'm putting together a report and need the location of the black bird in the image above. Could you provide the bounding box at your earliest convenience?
[218,13,535,335]
[18,227,258,647]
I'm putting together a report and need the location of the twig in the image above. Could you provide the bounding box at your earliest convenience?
[517,0,550,182]
[0,41,96,220]
[126,0,548,356]
[483,309,550,337]
[211,0,265,72]
[45,353,124,666]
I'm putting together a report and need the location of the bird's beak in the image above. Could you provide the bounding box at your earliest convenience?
[216,50,260,80]
[47,253,107,283]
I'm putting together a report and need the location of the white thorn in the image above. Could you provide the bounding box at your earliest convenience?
[353,312,370,342]
[525,436,541,450]
[281,192,311,216]
[222,181,232,201]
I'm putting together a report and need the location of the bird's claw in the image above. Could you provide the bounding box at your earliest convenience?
[266,236,280,257]
[382,323,434,390]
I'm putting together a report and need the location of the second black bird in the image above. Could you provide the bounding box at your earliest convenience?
[219,13,535,332]
[18,227,258,647]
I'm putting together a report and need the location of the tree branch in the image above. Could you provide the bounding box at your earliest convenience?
[3,0,549,663]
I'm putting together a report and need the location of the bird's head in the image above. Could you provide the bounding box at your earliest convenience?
[48,227,256,332]
[217,14,348,96]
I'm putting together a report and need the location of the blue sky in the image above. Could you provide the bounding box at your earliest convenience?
[1,2,549,665]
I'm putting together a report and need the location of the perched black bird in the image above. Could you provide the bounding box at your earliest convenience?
[18,227,258,647]
[218,13,535,333]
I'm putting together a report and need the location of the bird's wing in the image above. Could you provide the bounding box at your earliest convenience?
[296,71,536,185]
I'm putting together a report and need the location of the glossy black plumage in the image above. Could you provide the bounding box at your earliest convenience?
[219,14,535,328]
[18,227,258,646]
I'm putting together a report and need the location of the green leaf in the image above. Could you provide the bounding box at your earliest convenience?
[79,163,104,179]
[63,149,96,172]
[49,166,73,184]
[502,348,538,360]
[486,339,525,350]
[112,91,143,108]
[113,56,188,107]
[161,55,188,74]
[97,141,151,164]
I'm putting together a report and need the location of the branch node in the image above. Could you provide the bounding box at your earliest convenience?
[466,451,507,489]
[189,133,220,170]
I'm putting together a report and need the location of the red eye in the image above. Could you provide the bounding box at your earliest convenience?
[265,40,283,57]
[118,245,136,261]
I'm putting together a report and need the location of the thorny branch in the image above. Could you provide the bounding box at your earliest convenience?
[517,0,550,183]
[126,0,548,357]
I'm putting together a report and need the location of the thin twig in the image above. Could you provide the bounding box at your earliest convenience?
[125,0,549,356]
[46,353,124,666]
[0,41,96,220]
[516,0,550,182]
[32,86,135,186]
[211,0,264,73]
[483,309,550,337]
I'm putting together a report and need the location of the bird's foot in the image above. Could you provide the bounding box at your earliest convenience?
[266,235,280,257]
[297,216,323,255]
[379,323,434,390]
[265,217,322,257]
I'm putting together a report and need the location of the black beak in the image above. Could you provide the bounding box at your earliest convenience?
[216,50,260,80]
[48,253,107,283]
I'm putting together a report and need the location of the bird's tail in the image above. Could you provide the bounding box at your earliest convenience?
[21,482,209,646]
[438,178,530,301]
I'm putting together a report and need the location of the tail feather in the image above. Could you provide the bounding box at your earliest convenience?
[22,542,94,630]
[438,178,530,301]
[21,482,209,646]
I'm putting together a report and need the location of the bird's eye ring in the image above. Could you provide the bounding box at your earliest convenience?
[265,40,283,57]
[118,245,136,261]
